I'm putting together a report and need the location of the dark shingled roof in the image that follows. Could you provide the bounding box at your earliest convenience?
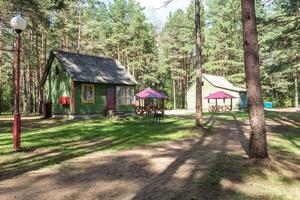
[44,50,138,85]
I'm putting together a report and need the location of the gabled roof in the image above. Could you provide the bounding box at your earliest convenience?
[136,88,168,99]
[202,74,246,92]
[42,50,138,86]
[204,91,236,99]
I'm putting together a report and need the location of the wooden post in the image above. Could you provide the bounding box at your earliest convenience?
[162,99,165,114]
[208,98,210,112]
[230,98,233,111]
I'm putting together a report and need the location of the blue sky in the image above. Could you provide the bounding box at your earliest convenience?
[103,0,190,28]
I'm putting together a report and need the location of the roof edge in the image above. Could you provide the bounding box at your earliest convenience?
[40,50,55,88]
[53,49,114,61]
[187,73,246,92]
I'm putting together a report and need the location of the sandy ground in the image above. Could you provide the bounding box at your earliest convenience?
[165,108,300,115]
[0,113,299,200]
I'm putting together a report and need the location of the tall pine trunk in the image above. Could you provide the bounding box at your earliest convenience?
[195,0,203,127]
[77,0,82,52]
[295,73,299,108]
[173,78,177,109]
[241,0,268,158]
[0,62,2,115]
[23,66,29,113]
[0,48,2,114]
[39,32,47,114]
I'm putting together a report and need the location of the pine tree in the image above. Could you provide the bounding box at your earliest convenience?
[241,0,268,158]
[203,0,245,87]
[195,0,203,127]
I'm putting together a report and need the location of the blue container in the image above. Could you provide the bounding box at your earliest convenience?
[264,102,273,108]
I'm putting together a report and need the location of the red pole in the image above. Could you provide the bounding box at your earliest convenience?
[13,33,21,151]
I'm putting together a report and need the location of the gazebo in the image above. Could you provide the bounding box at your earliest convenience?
[135,88,168,115]
[204,91,235,112]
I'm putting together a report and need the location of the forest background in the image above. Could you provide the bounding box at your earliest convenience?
[0,0,299,113]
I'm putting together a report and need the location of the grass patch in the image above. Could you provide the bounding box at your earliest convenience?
[197,166,224,189]
[0,115,199,179]
[0,111,299,199]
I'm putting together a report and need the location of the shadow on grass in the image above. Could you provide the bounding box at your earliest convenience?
[0,112,299,200]
[0,116,196,181]
[266,111,300,126]
[267,111,300,151]
[130,112,299,200]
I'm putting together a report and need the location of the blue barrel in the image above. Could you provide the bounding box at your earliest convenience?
[264,102,273,108]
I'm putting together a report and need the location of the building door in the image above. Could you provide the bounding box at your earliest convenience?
[44,102,52,118]
[107,86,116,110]
[239,92,248,110]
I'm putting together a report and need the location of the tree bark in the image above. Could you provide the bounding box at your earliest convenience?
[241,0,268,158]
[23,65,29,113]
[184,55,188,109]
[195,0,203,127]
[0,46,2,114]
[173,78,176,109]
[0,57,2,115]
[295,74,299,108]
[39,32,47,114]
[77,0,83,52]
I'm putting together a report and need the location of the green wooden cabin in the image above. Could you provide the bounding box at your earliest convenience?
[187,74,247,111]
[41,50,138,119]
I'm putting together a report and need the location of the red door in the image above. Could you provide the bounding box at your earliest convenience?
[107,86,116,110]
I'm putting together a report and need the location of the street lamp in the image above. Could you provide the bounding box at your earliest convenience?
[10,14,26,151]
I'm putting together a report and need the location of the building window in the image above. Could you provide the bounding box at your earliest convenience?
[116,86,134,105]
[81,84,95,104]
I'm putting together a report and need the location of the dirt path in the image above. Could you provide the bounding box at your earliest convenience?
[0,115,297,200]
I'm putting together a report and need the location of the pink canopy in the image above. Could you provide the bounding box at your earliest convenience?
[204,91,235,99]
[136,88,168,99]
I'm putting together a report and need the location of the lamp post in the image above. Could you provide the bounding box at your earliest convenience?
[10,14,26,151]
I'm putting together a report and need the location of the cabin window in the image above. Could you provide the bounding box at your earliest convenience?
[116,86,134,105]
[81,84,95,104]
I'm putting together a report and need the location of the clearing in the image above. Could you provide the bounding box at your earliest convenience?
[0,111,299,200]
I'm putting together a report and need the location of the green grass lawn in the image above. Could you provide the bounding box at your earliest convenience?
[0,111,299,199]
[0,115,199,179]
[0,116,199,155]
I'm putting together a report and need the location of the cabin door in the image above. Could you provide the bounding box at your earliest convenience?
[107,86,116,110]
[44,102,52,118]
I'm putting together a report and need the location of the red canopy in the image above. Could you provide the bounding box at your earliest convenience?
[204,91,235,99]
[136,88,168,99]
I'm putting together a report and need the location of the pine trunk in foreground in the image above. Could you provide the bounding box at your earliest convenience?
[195,0,203,127]
[241,0,268,158]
